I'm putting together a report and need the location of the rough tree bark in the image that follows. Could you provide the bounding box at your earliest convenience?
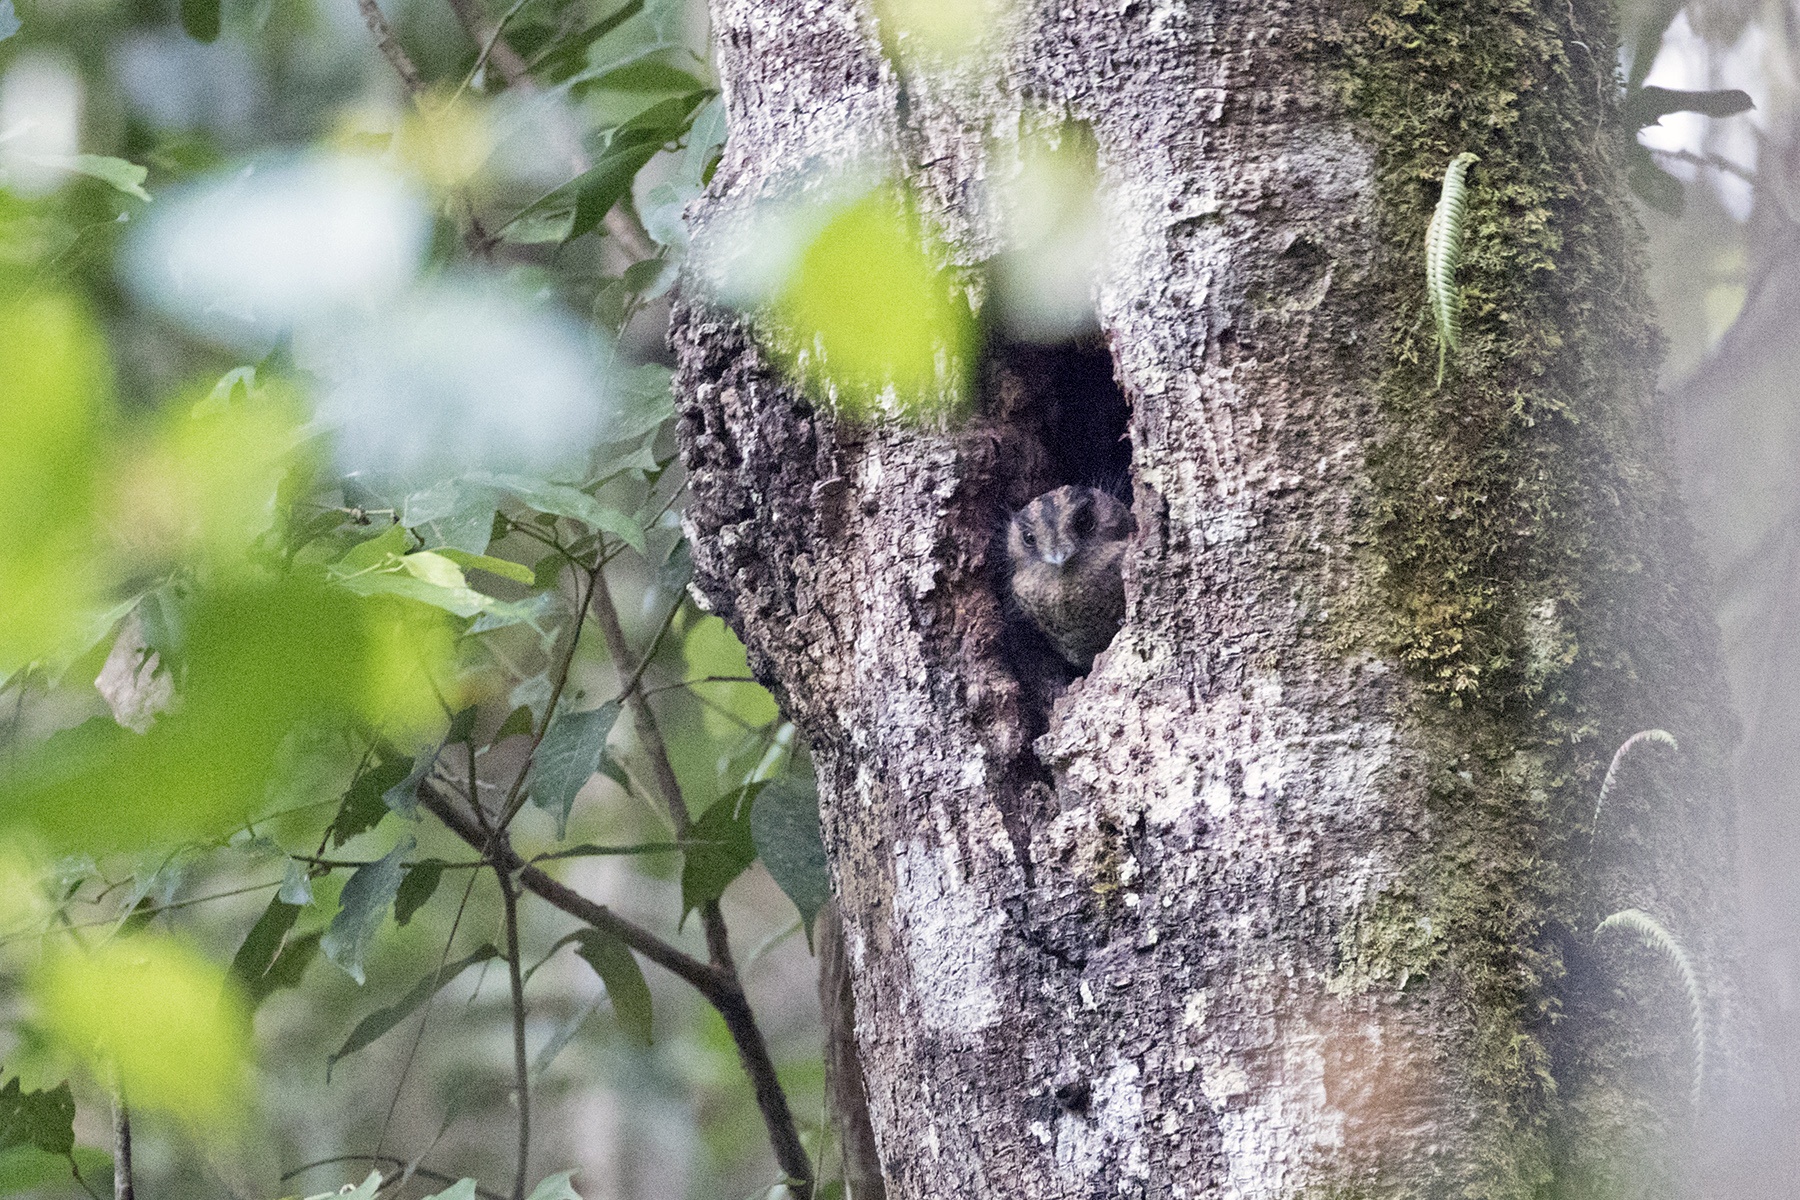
[672,0,1779,1195]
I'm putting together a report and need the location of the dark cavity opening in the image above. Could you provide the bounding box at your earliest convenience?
[980,324,1136,745]
[982,333,1133,506]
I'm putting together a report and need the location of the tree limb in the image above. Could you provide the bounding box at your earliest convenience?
[355,0,426,96]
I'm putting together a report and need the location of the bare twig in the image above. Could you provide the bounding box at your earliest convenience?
[355,0,427,96]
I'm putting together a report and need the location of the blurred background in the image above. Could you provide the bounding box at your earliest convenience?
[2,0,1800,1194]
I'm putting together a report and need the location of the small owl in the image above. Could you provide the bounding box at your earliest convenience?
[1006,485,1134,672]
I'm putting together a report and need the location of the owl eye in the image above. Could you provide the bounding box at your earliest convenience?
[1020,528,1037,548]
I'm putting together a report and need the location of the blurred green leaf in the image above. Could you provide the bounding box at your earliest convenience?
[524,1170,583,1200]
[530,0,644,81]
[509,93,710,246]
[601,364,677,444]
[573,929,653,1045]
[35,935,249,1129]
[684,616,778,734]
[66,155,152,201]
[435,548,535,586]
[470,473,646,551]
[749,778,830,943]
[681,784,761,923]
[419,1181,478,1200]
[0,1078,74,1156]
[0,1145,110,1196]
[228,896,302,1000]
[393,859,444,926]
[0,291,106,676]
[495,705,535,742]
[580,0,687,78]
[246,930,320,1007]
[330,748,415,848]
[773,188,975,418]
[320,840,413,985]
[178,0,220,42]
[326,945,500,1079]
[530,703,621,838]
[3,580,448,851]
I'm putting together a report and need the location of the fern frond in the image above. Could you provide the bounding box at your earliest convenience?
[1596,907,1707,1110]
[1591,728,1679,841]
[1425,152,1479,384]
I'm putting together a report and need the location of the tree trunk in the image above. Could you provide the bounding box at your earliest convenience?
[672,0,1777,1194]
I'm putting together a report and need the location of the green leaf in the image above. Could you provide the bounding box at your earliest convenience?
[393,860,445,927]
[247,930,321,1006]
[1624,85,1754,129]
[681,784,761,924]
[530,0,644,81]
[577,0,687,79]
[330,748,415,848]
[750,778,831,944]
[524,1169,584,1200]
[435,548,535,586]
[573,930,653,1044]
[326,945,500,1079]
[529,703,622,838]
[510,93,710,245]
[601,364,676,444]
[0,1078,74,1155]
[228,895,302,998]
[66,155,152,202]
[0,1145,111,1196]
[420,1181,479,1200]
[320,840,413,985]
[470,473,646,551]
[495,704,535,742]
[0,2,19,42]
[178,0,220,41]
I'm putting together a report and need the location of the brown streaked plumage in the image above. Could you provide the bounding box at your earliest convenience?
[1006,485,1134,671]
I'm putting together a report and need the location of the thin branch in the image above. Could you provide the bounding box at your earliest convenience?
[414,781,815,1197]
[638,675,761,697]
[586,571,738,970]
[355,0,427,96]
[496,564,598,832]
[415,781,722,995]
[497,856,531,1200]
[584,571,814,1196]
